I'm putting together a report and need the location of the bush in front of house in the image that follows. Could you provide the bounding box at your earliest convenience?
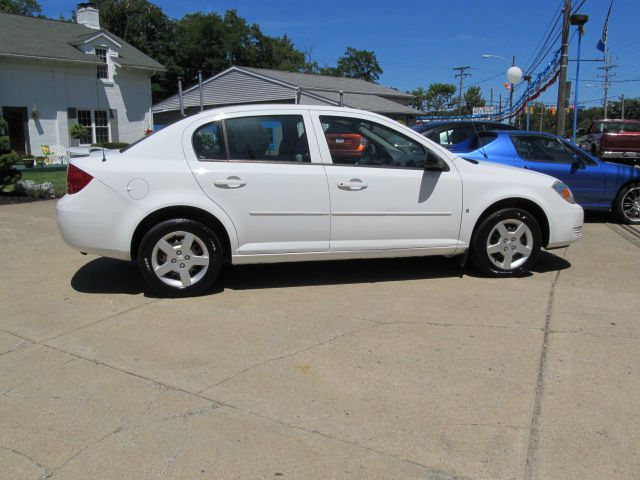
[0,116,22,191]
[15,179,55,199]
[91,142,129,149]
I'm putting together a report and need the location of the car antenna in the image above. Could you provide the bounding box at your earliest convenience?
[469,118,488,159]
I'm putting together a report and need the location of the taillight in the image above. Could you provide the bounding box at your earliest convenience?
[67,164,93,194]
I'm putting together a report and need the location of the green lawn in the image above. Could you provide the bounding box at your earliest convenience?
[17,169,67,197]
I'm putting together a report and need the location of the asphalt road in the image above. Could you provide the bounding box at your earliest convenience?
[1,200,638,480]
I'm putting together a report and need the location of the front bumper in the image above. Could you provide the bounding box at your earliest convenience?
[546,204,584,249]
[600,151,640,160]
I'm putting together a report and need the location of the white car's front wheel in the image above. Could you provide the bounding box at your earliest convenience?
[470,208,541,277]
[138,219,223,297]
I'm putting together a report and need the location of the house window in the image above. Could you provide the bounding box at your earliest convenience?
[95,48,109,79]
[76,109,111,145]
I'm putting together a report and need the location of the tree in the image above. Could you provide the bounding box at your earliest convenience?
[0,0,41,15]
[463,86,485,114]
[334,47,382,83]
[409,86,429,112]
[423,83,457,114]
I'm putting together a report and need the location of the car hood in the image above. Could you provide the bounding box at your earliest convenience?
[452,154,558,185]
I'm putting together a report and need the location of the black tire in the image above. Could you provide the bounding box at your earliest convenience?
[613,182,640,225]
[138,219,224,297]
[470,208,542,277]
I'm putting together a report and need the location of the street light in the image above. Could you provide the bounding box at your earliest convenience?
[483,53,524,126]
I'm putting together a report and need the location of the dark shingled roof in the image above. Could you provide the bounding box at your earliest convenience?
[0,12,164,70]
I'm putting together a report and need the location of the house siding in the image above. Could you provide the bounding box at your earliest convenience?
[0,57,153,151]
[153,70,296,112]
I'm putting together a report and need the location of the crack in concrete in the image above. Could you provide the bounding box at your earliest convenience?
[374,320,541,330]
[523,247,567,480]
[42,299,161,343]
[0,338,33,358]
[0,445,52,478]
[48,423,128,477]
[549,329,640,340]
[213,403,473,480]
[194,322,381,395]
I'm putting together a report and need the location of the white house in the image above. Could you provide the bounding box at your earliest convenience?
[0,3,164,156]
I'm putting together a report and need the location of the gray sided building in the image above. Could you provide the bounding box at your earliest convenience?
[152,66,421,127]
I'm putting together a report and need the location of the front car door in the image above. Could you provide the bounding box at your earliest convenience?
[311,112,463,254]
[182,110,330,258]
[511,134,604,207]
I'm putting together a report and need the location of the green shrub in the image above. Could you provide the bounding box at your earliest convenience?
[69,123,88,140]
[91,142,129,149]
[0,117,22,191]
[0,150,22,190]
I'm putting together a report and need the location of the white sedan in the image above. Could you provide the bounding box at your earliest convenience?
[56,105,583,297]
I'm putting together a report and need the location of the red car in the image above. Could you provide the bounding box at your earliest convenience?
[580,119,640,166]
[323,123,368,159]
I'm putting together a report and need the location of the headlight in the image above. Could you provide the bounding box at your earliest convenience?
[552,181,576,204]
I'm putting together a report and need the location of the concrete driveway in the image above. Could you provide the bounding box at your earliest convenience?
[1,200,638,480]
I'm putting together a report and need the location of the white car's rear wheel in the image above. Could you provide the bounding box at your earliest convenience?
[138,219,223,297]
[470,208,541,277]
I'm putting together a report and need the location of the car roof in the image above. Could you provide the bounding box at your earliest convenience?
[414,120,516,131]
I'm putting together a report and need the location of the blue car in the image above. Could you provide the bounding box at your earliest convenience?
[452,130,640,224]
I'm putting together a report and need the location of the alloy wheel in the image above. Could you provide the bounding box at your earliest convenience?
[151,231,210,289]
[621,187,640,222]
[486,219,533,270]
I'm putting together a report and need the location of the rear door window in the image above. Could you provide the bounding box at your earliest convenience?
[224,115,310,163]
[192,121,225,160]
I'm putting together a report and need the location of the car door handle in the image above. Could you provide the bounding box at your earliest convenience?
[214,177,246,188]
[337,179,367,190]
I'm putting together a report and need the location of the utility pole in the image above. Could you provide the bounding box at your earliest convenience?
[509,56,515,125]
[621,93,625,119]
[178,77,185,118]
[539,105,546,132]
[198,71,204,112]
[597,50,618,119]
[556,0,571,136]
[453,66,471,117]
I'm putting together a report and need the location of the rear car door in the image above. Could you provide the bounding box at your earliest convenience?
[511,134,604,207]
[311,113,463,253]
[182,111,330,256]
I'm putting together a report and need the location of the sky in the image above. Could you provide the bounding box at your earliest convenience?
[42,0,640,109]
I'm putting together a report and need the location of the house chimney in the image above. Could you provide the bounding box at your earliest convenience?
[76,3,100,30]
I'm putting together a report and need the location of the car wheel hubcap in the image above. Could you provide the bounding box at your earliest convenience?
[486,219,533,271]
[622,187,640,222]
[151,231,210,289]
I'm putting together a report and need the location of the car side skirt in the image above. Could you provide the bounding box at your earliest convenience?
[232,245,463,265]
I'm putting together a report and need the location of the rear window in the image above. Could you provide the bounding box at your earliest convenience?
[476,132,498,148]
[623,122,640,132]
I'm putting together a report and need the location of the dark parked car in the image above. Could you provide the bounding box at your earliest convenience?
[452,130,640,224]
[412,120,517,151]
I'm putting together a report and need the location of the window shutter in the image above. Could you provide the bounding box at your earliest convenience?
[109,109,119,142]
[67,108,77,120]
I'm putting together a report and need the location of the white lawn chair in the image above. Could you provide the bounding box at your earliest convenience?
[40,145,69,165]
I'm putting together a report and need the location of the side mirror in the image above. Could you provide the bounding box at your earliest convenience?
[424,151,449,172]
[572,155,586,169]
